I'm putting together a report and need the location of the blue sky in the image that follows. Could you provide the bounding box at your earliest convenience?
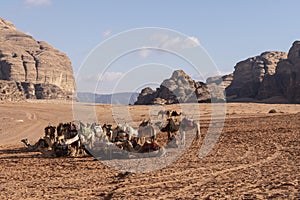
[1,0,300,93]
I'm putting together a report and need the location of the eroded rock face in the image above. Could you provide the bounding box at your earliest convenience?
[226,51,288,100]
[136,41,300,104]
[274,41,300,103]
[135,87,155,105]
[226,42,300,103]
[0,80,25,102]
[0,18,75,101]
[160,70,197,103]
[206,74,233,88]
[135,70,224,105]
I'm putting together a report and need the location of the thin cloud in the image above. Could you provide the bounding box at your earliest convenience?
[138,47,152,58]
[99,71,123,81]
[103,29,112,37]
[138,34,201,58]
[25,0,51,6]
[152,34,201,50]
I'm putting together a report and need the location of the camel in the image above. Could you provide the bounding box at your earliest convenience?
[21,125,57,157]
[21,137,57,157]
[21,125,56,151]
[158,110,182,119]
[22,122,88,157]
[55,122,83,157]
[44,125,56,142]
[21,120,167,159]
[159,117,200,146]
[102,124,113,141]
[76,122,114,153]
[179,117,200,144]
[84,122,164,158]
[114,139,166,158]
[138,119,156,145]
[21,137,51,151]
[112,123,138,142]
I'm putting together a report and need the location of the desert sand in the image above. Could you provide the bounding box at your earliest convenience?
[0,102,299,199]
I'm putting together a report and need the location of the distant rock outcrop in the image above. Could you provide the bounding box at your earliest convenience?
[135,41,300,105]
[134,70,225,105]
[261,41,300,103]
[226,51,287,101]
[135,87,156,105]
[0,18,75,101]
[206,73,233,88]
[226,41,300,103]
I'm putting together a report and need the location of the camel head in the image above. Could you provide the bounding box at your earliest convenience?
[139,119,152,127]
[44,125,56,140]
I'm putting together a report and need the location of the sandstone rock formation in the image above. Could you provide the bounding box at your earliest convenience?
[206,73,233,88]
[226,42,300,103]
[226,51,287,100]
[0,18,75,101]
[0,80,25,102]
[135,87,156,105]
[135,41,300,105]
[264,41,300,103]
[135,70,225,105]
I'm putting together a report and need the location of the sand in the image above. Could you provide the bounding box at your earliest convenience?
[0,102,299,199]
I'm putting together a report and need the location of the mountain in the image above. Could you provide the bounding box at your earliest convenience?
[226,51,288,101]
[135,41,300,105]
[226,41,300,103]
[0,18,75,101]
[77,92,139,105]
[2,17,300,104]
[134,70,225,105]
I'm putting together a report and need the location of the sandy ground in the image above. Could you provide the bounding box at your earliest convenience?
[0,102,299,199]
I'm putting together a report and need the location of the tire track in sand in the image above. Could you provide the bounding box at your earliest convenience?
[157,143,283,198]
[105,143,282,197]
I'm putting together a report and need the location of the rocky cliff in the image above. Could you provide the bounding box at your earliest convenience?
[226,41,300,103]
[0,18,75,101]
[260,41,300,103]
[134,70,225,105]
[135,41,300,105]
[226,51,287,100]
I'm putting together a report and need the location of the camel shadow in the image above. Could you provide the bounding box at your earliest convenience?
[0,146,47,159]
[0,146,95,161]
[0,146,30,154]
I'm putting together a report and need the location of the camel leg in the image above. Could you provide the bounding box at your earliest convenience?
[138,137,145,146]
[194,122,200,141]
[167,132,172,142]
[179,127,185,145]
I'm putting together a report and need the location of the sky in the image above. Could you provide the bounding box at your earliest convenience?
[1,0,300,93]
